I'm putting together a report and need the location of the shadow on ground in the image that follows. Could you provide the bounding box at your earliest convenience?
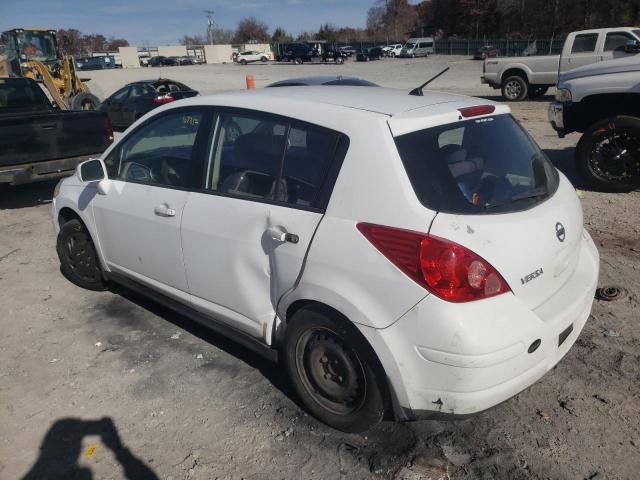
[0,180,57,210]
[20,417,158,480]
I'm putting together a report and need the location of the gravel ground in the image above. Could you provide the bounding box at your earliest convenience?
[1,57,639,480]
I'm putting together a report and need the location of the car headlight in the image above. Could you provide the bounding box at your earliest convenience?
[555,88,572,102]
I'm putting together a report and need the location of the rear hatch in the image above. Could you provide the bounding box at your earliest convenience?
[392,111,583,309]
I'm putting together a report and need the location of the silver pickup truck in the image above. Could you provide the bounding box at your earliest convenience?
[548,50,640,192]
[481,27,640,101]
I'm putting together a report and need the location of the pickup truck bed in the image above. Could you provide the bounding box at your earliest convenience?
[0,77,113,185]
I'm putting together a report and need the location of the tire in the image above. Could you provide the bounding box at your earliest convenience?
[391,52,396,58]
[261,56,268,62]
[501,75,528,101]
[239,59,247,65]
[336,56,344,65]
[283,305,387,432]
[294,57,302,65]
[528,86,549,98]
[56,219,107,291]
[70,92,100,110]
[574,116,640,192]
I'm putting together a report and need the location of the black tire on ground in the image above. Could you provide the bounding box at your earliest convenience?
[261,56,268,62]
[70,92,100,110]
[501,75,528,101]
[294,57,303,65]
[528,86,549,98]
[56,219,107,291]
[336,56,344,65]
[391,52,396,58]
[239,59,247,65]
[575,116,640,192]
[283,304,388,433]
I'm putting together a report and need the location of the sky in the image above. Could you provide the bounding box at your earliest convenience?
[0,0,394,46]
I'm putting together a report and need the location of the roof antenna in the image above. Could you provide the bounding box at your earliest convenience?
[409,67,450,96]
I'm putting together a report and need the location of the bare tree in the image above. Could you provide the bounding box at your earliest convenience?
[234,17,269,43]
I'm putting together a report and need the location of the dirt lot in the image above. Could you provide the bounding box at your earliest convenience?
[1,57,639,480]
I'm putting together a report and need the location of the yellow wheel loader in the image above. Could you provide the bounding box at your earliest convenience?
[0,28,100,110]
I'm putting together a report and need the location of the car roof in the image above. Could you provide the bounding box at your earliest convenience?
[173,86,500,118]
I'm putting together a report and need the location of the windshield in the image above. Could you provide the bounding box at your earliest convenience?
[394,114,559,214]
[16,31,57,62]
[405,43,416,49]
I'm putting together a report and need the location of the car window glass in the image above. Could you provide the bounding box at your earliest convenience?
[571,34,598,53]
[129,84,152,97]
[280,124,338,207]
[110,87,129,102]
[105,111,203,188]
[604,32,635,51]
[206,112,287,200]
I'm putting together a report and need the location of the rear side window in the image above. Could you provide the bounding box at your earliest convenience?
[394,114,559,214]
[571,34,598,53]
[206,110,344,209]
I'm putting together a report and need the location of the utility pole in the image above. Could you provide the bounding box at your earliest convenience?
[205,10,215,45]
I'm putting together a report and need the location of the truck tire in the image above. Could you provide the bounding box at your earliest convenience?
[283,304,388,433]
[528,86,549,98]
[501,75,528,101]
[57,219,107,291]
[336,56,344,65]
[294,57,303,65]
[575,116,640,192]
[70,92,100,110]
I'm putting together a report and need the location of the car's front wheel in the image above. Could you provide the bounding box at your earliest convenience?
[261,56,268,62]
[283,305,387,432]
[575,116,640,192]
[56,219,107,291]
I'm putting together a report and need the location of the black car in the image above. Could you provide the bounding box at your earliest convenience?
[321,46,347,64]
[356,47,384,62]
[267,76,379,87]
[281,43,315,64]
[148,56,177,67]
[100,79,198,129]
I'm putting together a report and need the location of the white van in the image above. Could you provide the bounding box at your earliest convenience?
[400,37,435,57]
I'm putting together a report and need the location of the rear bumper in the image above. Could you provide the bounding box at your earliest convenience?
[375,231,599,419]
[0,155,95,185]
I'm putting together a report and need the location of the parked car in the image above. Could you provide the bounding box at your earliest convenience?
[339,45,357,57]
[384,43,403,57]
[473,45,500,60]
[482,27,640,101]
[53,86,599,432]
[236,50,271,64]
[321,45,347,64]
[399,37,435,57]
[356,47,384,61]
[0,77,113,185]
[267,76,378,87]
[174,56,194,66]
[76,56,116,70]
[549,50,640,191]
[281,43,315,64]
[148,56,177,67]
[99,79,198,129]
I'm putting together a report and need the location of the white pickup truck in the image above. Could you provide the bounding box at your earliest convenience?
[548,47,640,192]
[482,27,640,101]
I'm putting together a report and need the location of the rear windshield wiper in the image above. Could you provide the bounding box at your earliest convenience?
[484,186,548,209]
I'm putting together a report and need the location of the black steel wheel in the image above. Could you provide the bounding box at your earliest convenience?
[283,305,387,432]
[56,219,107,290]
[575,116,640,192]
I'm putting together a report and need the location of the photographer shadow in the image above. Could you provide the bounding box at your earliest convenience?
[21,417,158,480]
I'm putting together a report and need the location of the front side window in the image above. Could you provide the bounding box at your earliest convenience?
[604,32,635,51]
[105,110,204,188]
[206,110,341,208]
[109,87,130,103]
[571,34,598,53]
[395,114,559,214]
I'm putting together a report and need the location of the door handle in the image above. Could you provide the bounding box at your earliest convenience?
[154,204,176,217]
[267,227,299,244]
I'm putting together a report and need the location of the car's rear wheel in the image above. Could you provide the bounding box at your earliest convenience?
[575,116,640,192]
[283,305,387,432]
[336,56,344,65]
[501,75,528,101]
[294,57,303,65]
[261,56,268,62]
[57,219,107,291]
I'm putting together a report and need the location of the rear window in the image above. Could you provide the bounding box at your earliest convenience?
[0,78,50,111]
[394,114,559,214]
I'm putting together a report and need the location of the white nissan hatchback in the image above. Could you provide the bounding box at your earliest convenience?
[52,86,599,432]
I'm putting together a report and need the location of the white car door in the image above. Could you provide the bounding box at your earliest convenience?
[561,32,600,72]
[181,109,347,340]
[92,108,210,301]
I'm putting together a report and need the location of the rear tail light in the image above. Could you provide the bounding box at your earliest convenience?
[357,223,511,303]
[104,116,114,144]
[458,105,495,118]
[153,94,175,105]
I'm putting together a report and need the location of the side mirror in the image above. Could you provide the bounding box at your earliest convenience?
[623,40,640,53]
[78,158,107,183]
